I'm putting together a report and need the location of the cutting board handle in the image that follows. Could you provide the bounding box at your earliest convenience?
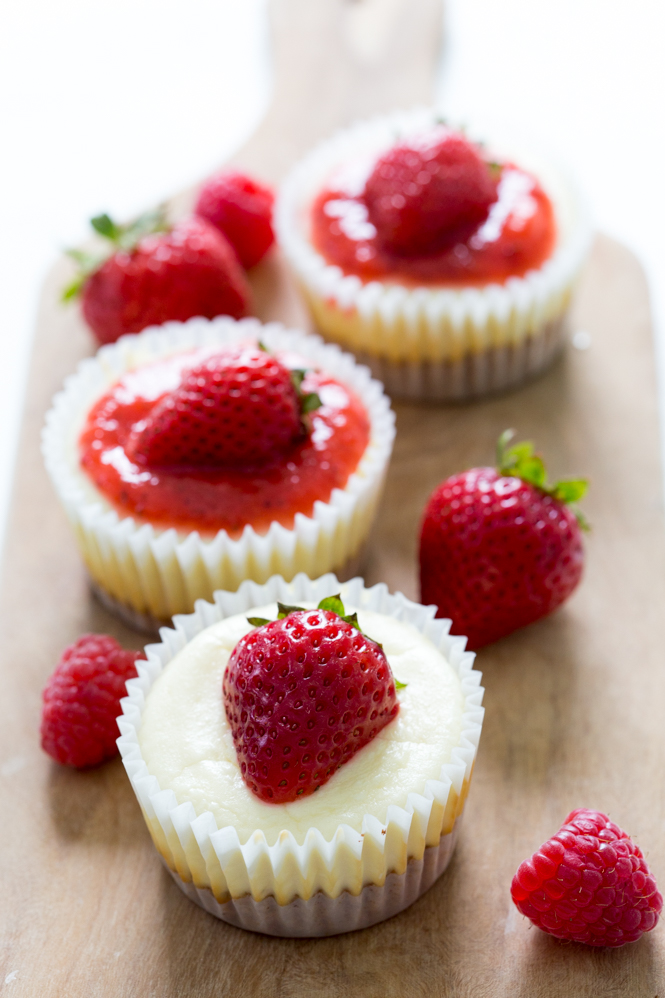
[237,0,443,179]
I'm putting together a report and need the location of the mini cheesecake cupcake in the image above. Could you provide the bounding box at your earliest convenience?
[276,108,591,401]
[117,573,484,936]
[42,318,394,629]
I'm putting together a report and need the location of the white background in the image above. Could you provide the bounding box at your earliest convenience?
[1,0,664,552]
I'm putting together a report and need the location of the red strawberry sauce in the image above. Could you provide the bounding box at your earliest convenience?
[310,162,556,287]
[79,348,370,537]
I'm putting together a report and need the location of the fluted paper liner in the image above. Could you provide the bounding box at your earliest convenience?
[42,318,395,627]
[117,573,485,936]
[276,107,592,400]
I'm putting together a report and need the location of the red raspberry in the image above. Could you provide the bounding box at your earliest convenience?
[511,809,663,947]
[41,634,144,768]
[363,126,498,256]
[68,213,251,345]
[223,602,399,803]
[128,345,308,469]
[419,431,587,649]
[195,170,275,269]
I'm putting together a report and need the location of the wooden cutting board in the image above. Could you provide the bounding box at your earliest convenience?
[2,1,665,994]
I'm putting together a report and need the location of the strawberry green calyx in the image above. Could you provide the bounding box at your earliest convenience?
[289,368,322,416]
[62,207,169,301]
[247,594,362,629]
[496,429,589,529]
[256,343,321,417]
[246,594,406,685]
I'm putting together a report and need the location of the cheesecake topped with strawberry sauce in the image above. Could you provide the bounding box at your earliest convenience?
[43,317,394,625]
[78,343,370,537]
[310,125,556,288]
[276,108,590,401]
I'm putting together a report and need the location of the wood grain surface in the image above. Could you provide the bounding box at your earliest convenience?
[2,1,665,994]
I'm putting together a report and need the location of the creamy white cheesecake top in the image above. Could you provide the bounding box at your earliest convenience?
[138,603,465,846]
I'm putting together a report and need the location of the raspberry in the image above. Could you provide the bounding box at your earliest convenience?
[195,170,275,269]
[223,598,400,803]
[128,345,310,469]
[363,126,497,255]
[511,809,663,946]
[40,634,144,768]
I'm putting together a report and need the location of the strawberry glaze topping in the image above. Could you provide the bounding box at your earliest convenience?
[79,346,370,537]
[310,129,556,287]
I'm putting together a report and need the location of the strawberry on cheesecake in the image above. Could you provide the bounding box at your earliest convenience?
[42,318,395,628]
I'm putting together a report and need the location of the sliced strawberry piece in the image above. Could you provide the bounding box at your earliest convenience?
[223,596,400,803]
[128,346,306,469]
[363,126,498,255]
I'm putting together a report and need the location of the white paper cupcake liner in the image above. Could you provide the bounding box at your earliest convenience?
[276,107,592,400]
[42,318,395,627]
[117,573,485,937]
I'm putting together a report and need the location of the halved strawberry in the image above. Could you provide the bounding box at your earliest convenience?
[223,595,402,803]
[127,345,320,469]
[363,126,498,255]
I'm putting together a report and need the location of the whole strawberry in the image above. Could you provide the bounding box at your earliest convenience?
[64,211,251,345]
[195,170,275,269]
[419,431,587,649]
[511,809,663,947]
[128,344,320,468]
[363,126,498,255]
[41,634,144,768]
[223,595,401,803]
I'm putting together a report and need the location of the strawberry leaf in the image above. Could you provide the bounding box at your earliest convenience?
[551,479,588,504]
[504,441,535,467]
[61,273,87,301]
[318,594,345,616]
[572,507,591,532]
[277,602,306,619]
[90,213,122,241]
[394,678,407,690]
[247,617,271,627]
[515,454,547,489]
[301,392,322,414]
[62,206,169,303]
[116,207,168,251]
[61,248,112,301]
[289,368,322,417]
[290,369,306,392]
